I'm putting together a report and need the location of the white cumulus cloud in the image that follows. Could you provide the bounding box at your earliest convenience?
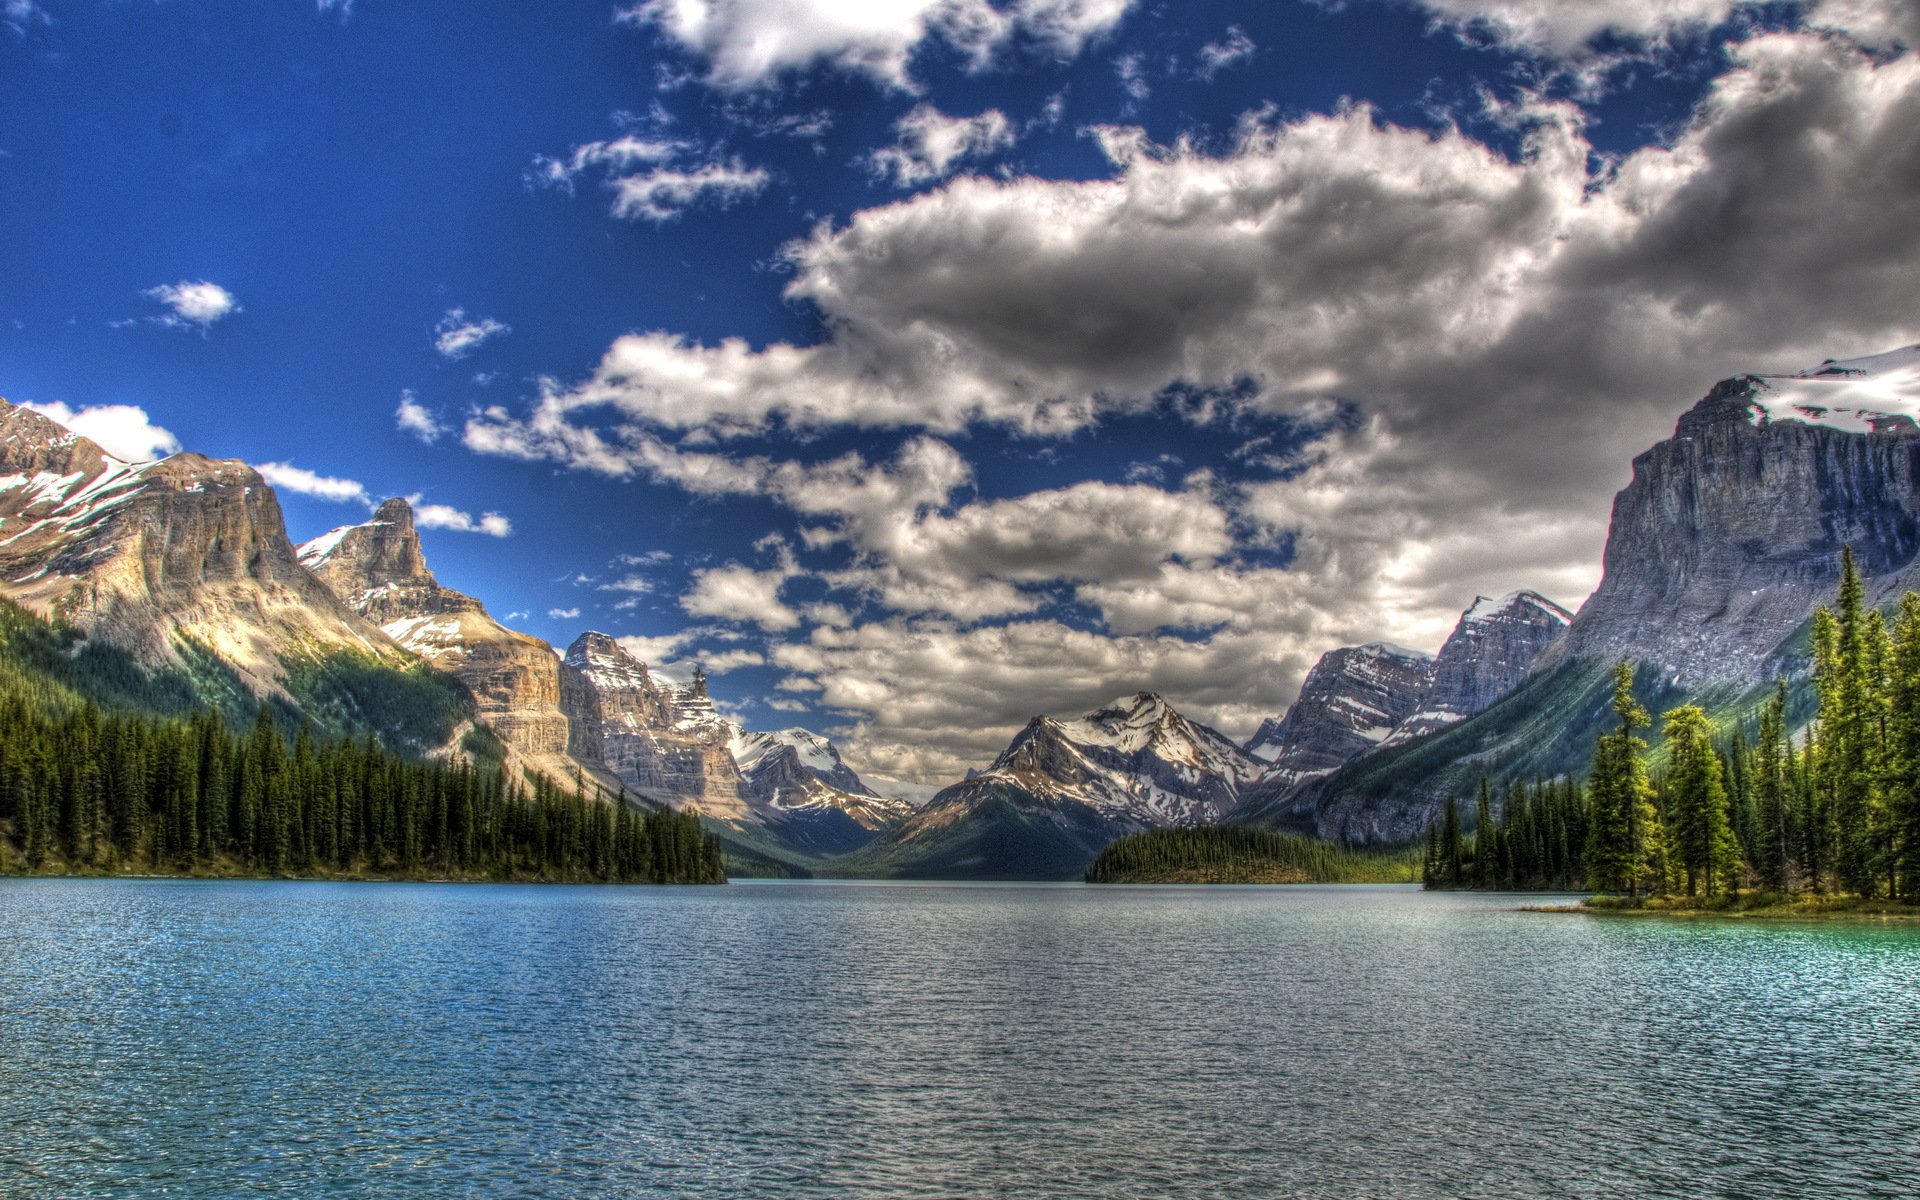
[395,393,445,443]
[433,309,510,359]
[255,462,371,505]
[623,0,1136,92]
[145,280,239,331]
[410,500,512,537]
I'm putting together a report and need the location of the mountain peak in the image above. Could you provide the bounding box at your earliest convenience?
[1462,590,1572,627]
[372,496,415,527]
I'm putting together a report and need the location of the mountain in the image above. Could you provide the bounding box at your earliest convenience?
[1382,591,1570,745]
[838,692,1263,879]
[729,727,912,830]
[561,632,753,816]
[300,498,595,783]
[561,632,897,857]
[0,398,471,753]
[1242,643,1437,789]
[1248,347,1920,844]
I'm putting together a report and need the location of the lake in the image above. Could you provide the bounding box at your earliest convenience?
[2,879,1917,1197]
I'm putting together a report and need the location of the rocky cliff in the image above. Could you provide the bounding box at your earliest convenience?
[1384,591,1570,745]
[561,633,755,818]
[0,398,417,695]
[1249,347,1920,844]
[299,498,591,784]
[729,728,910,829]
[1243,643,1437,789]
[1541,356,1920,684]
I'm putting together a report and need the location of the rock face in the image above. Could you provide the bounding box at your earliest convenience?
[561,633,753,818]
[1541,360,1920,685]
[300,499,586,783]
[1384,592,1570,745]
[0,398,411,692]
[842,693,1263,879]
[1244,644,1437,789]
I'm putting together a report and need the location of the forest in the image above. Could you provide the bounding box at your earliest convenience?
[1425,550,1920,905]
[0,606,725,884]
[1087,825,1419,884]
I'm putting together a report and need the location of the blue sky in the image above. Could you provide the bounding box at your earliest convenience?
[4,0,1918,786]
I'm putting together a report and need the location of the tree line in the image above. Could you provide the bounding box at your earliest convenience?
[0,689,725,885]
[1429,550,1920,902]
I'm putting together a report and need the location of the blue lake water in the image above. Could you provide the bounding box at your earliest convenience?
[2,879,1918,1197]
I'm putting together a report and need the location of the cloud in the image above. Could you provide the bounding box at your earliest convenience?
[1195,25,1254,79]
[145,280,238,330]
[868,105,1016,187]
[410,501,512,537]
[255,461,370,505]
[609,160,771,222]
[1401,0,1739,59]
[471,20,1920,780]
[622,0,1137,92]
[549,607,582,620]
[4,0,48,33]
[681,552,802,631]
[1114,52,1149,102]
[395,392,445,443]
[22,401,180,462]
[433,309,510,359]
[530,134,770,223]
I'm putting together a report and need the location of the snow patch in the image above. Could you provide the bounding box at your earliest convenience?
[1746,345,1920,434]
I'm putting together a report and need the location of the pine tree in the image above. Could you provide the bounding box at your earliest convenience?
[1752,682,1794,892]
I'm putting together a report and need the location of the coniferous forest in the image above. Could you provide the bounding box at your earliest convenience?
[1425,550,1920,906]
[0,609,725,884]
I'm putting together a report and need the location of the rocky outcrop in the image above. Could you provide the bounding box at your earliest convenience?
[1244,643,1437,789]
[0,398,410,692]
[1384,592,1570,745]
[300,499,586,784]
[1248,347,1920,844]
[561,633,754,819]
[839,693,1263,878]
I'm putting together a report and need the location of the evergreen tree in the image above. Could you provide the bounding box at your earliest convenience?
[1587,662,1663,897]
[1662,705,1743,897]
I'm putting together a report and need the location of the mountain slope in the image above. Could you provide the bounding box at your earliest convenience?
[1383,591,1570,745]
[1242,643,1437,789]
[301,498,594,782]
[0,398,472,753]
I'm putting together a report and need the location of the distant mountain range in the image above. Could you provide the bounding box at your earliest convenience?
[5,343,1919,877]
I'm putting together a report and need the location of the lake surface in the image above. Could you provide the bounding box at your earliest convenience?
[2,880,1918,1198]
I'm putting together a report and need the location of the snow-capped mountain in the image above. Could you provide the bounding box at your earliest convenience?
[729,728,913,830]
[1243,643,1437,790]
[841,692,1263,878]
[1381,591,1570,746]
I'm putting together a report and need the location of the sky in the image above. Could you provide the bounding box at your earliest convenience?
[3,0,1918,793]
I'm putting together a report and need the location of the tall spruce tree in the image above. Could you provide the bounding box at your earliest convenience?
[1662,705,1743,897]
[1587,662,1663,897]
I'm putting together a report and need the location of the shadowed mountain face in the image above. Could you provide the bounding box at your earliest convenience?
[1243,643,1437,790]
[1384,591,1570,745]
[840,692,1263,879]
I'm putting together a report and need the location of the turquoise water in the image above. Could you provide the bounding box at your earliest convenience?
[2,880,1917,1197]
